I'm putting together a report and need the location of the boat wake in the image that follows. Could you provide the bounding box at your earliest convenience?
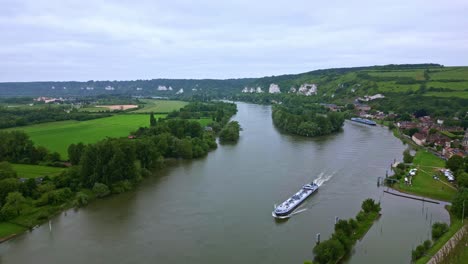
[313,171,335,187]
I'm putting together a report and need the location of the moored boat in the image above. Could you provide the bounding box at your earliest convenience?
[350,117,376,126]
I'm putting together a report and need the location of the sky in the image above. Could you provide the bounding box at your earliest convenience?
[1,0,467,82]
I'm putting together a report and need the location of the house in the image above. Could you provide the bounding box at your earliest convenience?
[397,121,418,129]
[355,104,371,111]
[412,133,426,146]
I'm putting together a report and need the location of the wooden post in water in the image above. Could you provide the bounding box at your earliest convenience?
[316,233,320,245]
[49,220,52,232]
[335,216,339,224]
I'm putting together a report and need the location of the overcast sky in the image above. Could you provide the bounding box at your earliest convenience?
[1,0,467,82]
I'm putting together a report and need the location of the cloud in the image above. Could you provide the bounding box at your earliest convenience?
[0,0,467,81]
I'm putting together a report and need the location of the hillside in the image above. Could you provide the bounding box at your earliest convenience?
[1,64,467,103]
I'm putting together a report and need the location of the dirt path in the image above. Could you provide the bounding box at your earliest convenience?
[427,224,467,264]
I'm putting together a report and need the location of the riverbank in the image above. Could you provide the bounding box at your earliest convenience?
[415,207,465,264]
[311,199,381,264]
[391,150,457,202]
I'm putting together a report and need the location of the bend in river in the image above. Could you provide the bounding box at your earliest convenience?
[0,102,450,264]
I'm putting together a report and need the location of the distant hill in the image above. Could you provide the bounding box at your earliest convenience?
[1,63,467,100]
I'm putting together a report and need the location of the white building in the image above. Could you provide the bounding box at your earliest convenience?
[268,83,281,94]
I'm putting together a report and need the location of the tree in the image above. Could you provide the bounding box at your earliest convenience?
[361,198,381,213]
[450,188,468,219]
[68,142,85,165]
[334,219,353,236]
[0,161,17,180]
[403,150,414,164]
[1,192,25,216]
[150,112,157,127]
[432,222,449,240]
[456,172,468,188]
[446,155,464,172]
[313,238,345,264]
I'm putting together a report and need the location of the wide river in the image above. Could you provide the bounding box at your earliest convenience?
[0,102,450,264]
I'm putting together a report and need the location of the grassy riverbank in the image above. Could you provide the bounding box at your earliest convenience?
[415,208,464,264]
[393,151,457,202]
[11,164,65,179]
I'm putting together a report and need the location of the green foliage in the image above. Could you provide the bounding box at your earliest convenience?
[450,188,468,219]
[0,192,25,220]
[361,198,381,213]
[412,244,427,261]
[446,155,464,172]
[0,178,21,206]
[150,112,157,127]
[403,150,414,164]
[313,238,345,264]
[92,183,110,198]
[111,180,133,194]
[219,121,241,143]
[0,162,17,180]
[68,143,85,165]
[73,192,90,207]
[431,222,449,241]
[272,104,344,137]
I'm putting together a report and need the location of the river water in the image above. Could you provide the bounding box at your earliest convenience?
[0,102,450,264]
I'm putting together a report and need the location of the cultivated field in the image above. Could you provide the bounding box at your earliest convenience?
[5,114,165,158]
[12,164,65,178]
[133,99,188,113]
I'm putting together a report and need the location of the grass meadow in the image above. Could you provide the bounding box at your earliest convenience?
[11,164,65,178]
[4,114,165,158]
[133,99,188,113]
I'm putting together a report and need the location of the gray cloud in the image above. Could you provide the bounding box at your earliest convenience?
[1,0,467,81]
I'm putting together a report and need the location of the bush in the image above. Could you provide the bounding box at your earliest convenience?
[423,239,432,250]
[361,198,381,213]
[313,238,345,264]
[92,183,110,198]
[412,244,426,261]
[432,222,449,240]
[111,180,132,194]
[73,192,90,207]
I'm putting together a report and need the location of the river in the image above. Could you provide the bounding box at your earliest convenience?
[0,102,450,263]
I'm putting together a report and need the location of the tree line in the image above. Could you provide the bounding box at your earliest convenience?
[0,106,110,129]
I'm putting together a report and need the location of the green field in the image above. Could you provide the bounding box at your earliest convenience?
[11,164,65,178]
[427,81,468,90]
[424,91,468,99]
[395,151,457,202]
[133,99,188,113]
[367,70,424,80]
[4,114,165,158]
[78,106,110,112]
[375,81,420,93]
[430,67,468,80]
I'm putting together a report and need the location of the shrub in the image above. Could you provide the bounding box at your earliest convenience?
[313,238,345,264]
[361,198,381,213]
[92,183,110,198]
[111,180,132,194]
[73,192,90,207]
[432,222,449,240]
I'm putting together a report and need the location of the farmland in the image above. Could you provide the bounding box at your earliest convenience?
[133,99,188,113]
[4,114,165,158]
[11,164,65,178]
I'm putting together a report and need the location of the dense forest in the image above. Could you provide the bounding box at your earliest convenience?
[272,104,345,137]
